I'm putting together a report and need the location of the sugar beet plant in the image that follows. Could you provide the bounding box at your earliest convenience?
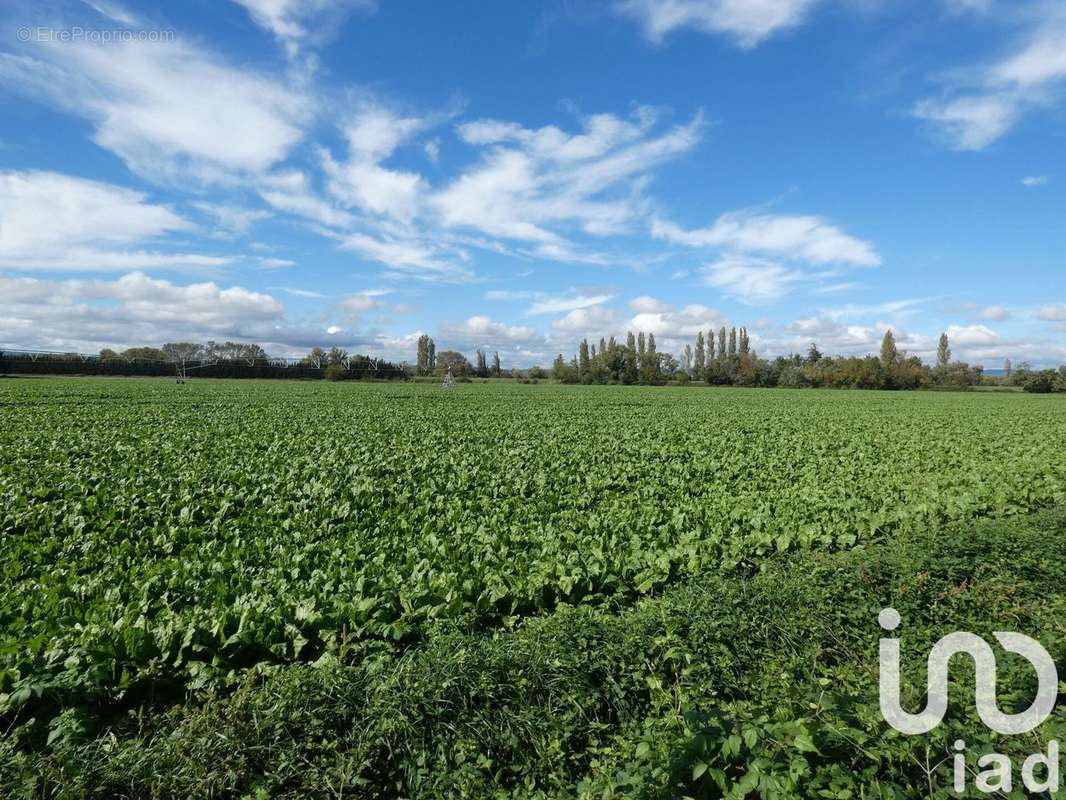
[1,379,1065,747]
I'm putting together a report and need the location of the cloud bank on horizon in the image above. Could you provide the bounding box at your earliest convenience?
[0,0,1063,367]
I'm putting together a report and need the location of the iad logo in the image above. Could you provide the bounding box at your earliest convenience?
[878,608,1060,793]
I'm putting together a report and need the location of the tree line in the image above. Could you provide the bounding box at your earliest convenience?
[539,327,1066,392]
[4,331,1065,392]
[0,340,405,381]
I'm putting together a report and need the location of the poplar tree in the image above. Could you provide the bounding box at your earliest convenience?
[416,335,429,376]
[623,332,638,384]
[694,332,705,375]
[937,333,951,370]
[578,339,591,381]
[880,330,898,370]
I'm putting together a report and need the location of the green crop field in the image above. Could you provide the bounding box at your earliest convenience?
[3,378,1066,798]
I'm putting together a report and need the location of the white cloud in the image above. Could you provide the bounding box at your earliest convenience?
[485,289,537,301]
[775,317,922,356]
[230,0,376,57]
[700,257,804,304]
[259,170,357,228]
[1021,175,1049,186]
[945,323,999,345]
[551,306,622,336]
[0,271,428,360]
[0,271,283,352]
[975,304,1010,320]
[819,298,928,321]
[192,202,272,237]
[434,109,702,252]
[616,0,820,47]
[1037,304,1066,321]
[913,10,1066,150]
[653,210,880,266]
[546,299,727,359]
[629,295,673,313]
[338,232,472,281]
[258,257,297,269]
[341,288,393,312]
[527,293,615,315]
[767,314,1064,366]
[440,316,542,349]
[913,94,1019,151]
[0,39,311,182]
[80,0,141,25]
[321,102,428,223]
[628,301,727,339]
[0,170,230,272]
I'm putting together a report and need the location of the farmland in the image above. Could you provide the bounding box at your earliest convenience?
[3,378,1066,797]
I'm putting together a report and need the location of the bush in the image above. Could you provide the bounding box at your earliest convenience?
[1024,369,1058,393]
[323,363,347,381]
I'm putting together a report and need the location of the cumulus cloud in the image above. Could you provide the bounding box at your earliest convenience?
[1037,304,1066,321]
[550,305,622,336]
[439,316,543,352]
[0,170,230,272]
[945,323,999,345]
[0,271,282,352]
[549,297,726,356]
[616,0,821,47]
[628,302,727,339]
[0,270,425,359]
[1021,175,1050,187]
[0,38,312,182]
[629,295,673,313]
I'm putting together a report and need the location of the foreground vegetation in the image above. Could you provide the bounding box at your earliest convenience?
[6,506,1066,798]
[2,379,1066,797]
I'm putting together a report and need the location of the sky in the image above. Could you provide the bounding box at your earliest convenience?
[0,0,1064,368]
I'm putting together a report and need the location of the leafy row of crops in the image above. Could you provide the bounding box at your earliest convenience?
[8,504,1066,798]
[2,378,1066,748]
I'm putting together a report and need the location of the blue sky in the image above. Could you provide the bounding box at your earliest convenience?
[1,0,1064,367]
